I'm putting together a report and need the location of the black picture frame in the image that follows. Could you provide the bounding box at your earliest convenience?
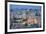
[5,0,45,34]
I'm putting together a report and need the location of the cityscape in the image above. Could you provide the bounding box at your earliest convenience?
[10,5,41,29]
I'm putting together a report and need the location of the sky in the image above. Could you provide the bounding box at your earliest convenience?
[10,4,41,12]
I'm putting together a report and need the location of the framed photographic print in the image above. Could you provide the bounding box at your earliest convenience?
[5,0,45,33]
